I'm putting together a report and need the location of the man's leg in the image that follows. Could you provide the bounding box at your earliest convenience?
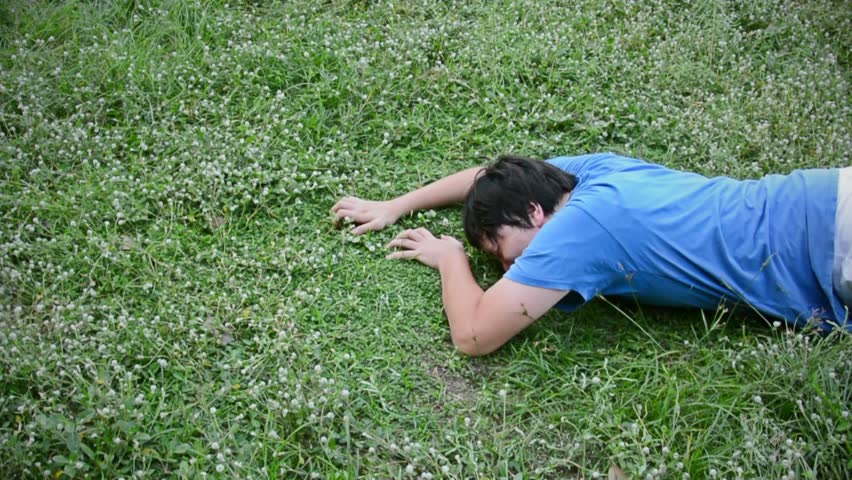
[834,167,852,307]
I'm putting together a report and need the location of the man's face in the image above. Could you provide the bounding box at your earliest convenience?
[481,224,541,271]
[479,201,551,270]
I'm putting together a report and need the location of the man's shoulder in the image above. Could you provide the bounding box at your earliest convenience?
[529,201,619,254]
[546,153,666,186]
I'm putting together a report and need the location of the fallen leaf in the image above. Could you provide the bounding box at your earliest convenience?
[121,236,136,251]
[609,464,629,480]
[210,215,227,230]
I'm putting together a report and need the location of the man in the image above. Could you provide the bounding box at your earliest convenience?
[332,153,851,355]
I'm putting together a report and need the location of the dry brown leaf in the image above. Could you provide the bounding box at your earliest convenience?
[210,215,227,230]
[609,464,629,480]
[210,215,228,230]
[120,236,137,251]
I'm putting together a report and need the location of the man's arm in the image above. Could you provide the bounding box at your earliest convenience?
[333,166,483,235]
[438,251,567,355]
[387,228,567,355]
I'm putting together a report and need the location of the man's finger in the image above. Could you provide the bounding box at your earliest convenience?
[385,250,420,260]
[333,209,356,222]
[386,238,417,249]
[407,228,428,240]
[395,228,427,241]
[394,229,414,240]
[332,197,358,212]
[352,220,379,235]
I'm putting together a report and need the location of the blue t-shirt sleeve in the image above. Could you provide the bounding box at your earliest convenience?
[504,204,623,311]
[546,153,649,183]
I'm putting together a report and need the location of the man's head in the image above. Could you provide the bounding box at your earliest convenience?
[462,155,577,269]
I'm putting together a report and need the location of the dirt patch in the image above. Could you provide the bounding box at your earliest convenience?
[426,364,478,403]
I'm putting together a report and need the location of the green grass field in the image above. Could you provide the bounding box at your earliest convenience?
[1,0,850,478]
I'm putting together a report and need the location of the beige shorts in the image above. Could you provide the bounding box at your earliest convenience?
[834,167,852,308]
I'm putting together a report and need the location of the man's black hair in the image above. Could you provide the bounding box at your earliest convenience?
[462,154,577,249]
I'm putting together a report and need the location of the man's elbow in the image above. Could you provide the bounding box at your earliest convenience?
[451,332,496,357]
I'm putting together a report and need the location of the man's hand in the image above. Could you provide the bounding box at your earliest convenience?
[332,197,402,235]
[386,228,465,269]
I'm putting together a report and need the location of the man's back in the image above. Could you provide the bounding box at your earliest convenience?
[505,153,845,328]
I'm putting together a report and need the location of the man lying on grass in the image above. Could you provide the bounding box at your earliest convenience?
[333,153,851,355]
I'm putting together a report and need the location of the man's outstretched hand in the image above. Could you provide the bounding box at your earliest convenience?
[332,197,402,235]
[386,228,465,269]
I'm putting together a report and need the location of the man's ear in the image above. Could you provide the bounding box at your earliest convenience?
[528,203,546,227]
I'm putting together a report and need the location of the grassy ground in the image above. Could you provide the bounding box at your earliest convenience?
[1,0,850,478]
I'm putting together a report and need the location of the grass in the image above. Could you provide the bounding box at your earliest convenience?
[0,0,850,478]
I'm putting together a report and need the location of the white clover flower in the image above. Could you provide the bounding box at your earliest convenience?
[215,464,224,473]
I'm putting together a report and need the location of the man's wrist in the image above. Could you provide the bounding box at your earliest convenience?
[388,197,411,220]
[438,247,468,271]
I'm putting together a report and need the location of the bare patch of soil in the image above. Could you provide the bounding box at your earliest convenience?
[426,364,478,403]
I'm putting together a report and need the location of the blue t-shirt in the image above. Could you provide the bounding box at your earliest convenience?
[504,153,847,330]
